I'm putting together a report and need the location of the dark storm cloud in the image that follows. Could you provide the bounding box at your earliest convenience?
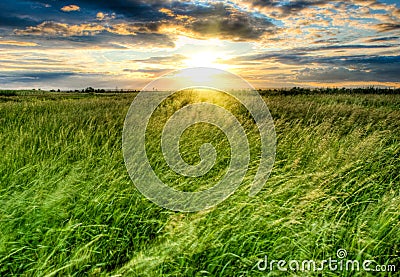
[0,72,75,83]
[297,67,372,82]
[320,44,393,50]
[244,0,335,17]
[297,63,400,82]
[189,10,274,40]
[298,55,400,82]
[0,70,126,90]
[366,36,399,42]
[275,0,332,14]
[375,23,400,32]
[171,2,276,40]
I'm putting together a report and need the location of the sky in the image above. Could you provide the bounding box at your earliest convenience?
[0,0,399,90]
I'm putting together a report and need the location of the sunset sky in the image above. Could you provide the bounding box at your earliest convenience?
[1,0,399,90]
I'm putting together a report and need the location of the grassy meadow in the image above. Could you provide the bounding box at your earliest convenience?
[0,90,399,276]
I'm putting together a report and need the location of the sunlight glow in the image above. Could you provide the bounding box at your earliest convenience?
[184,51,230,70]
[146,68,249,91]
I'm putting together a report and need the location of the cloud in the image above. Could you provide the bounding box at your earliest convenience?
[188,12,274,41]
[132,54,186,65]
[0,70,150,90]
[14,21,163,38]
[96,12,116,21]
[238,0,333,19]
[297,62,400,83]
[123,68,173,78]
[159,8,175,18]
[14,1,277,43]
[233,46,400,83]
[297,67,370,82]
[74,1,276,41]
[13,21,175,49]
[374,23,400,32]
[0,71,75,83]
[96,12,105,20]
[365,36,399,42]
[14,21,104,36]
[160,2,277,41]
[109,22,162,35]
[233,44,396,65]
[61,5,80,12]
[0,40,38,46]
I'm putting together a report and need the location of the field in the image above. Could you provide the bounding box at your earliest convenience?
[0,91,399,276]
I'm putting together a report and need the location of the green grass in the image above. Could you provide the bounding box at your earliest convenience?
[0,90,53,96]
[0,91,399,276]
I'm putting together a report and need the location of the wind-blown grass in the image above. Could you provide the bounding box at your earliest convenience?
[0,92,398,276]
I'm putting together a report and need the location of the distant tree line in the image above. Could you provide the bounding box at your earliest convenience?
[258,87,400,96]
[68,87,140,94]
[49,87,140,93]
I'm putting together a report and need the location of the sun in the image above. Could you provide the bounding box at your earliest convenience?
[166,67,244,91]
[184,51,229,69]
